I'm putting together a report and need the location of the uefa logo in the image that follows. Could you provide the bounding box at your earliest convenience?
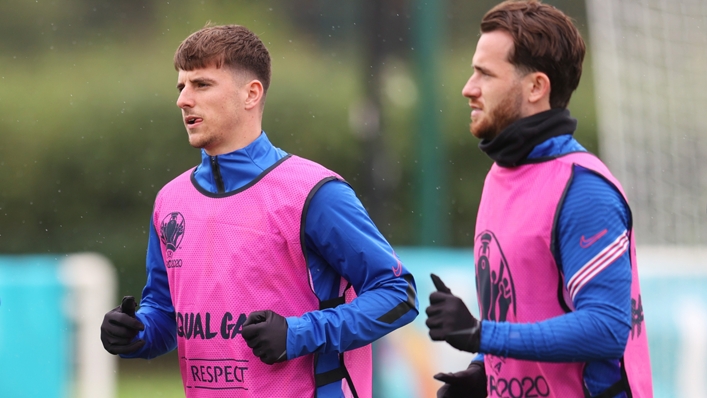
[475,230,516,323]
[160,212,185,258]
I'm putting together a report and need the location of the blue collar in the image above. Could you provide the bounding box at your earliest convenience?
[193,132,288,193]
[527,134,586,159]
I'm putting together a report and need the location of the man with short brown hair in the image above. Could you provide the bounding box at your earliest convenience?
[425,1,653,397]
[100,24,418,398]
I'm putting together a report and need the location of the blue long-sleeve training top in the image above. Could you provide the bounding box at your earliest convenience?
[123,132,418,397]
[478,133,632,396]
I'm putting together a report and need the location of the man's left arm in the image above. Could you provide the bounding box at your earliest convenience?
[285,180,419,358]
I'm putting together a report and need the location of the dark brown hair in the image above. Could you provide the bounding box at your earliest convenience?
[481,0,585,108]
[174,24,271,93]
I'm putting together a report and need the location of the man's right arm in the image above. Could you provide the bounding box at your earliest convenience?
[119,217,178,359]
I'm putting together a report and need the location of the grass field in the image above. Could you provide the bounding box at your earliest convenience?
[117,353,185,398]
[118,371,184,398]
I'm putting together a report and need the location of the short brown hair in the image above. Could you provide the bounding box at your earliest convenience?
[481,0,585,108]
[174,24,271,93]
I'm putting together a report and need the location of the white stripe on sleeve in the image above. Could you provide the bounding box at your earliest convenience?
[567,231,629,301]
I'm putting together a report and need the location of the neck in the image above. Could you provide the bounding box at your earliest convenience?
[479,108,577,167]
[205,116,262,156]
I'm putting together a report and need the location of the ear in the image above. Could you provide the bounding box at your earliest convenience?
[243,79,264,110]
[526,71,551,105]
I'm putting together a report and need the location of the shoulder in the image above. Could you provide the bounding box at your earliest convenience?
[284,155,337,174]
[305,180,369,235]
[310,179,356,203]
[527,135,586,159]
[569,164,627,206]
[560,165,630,230]
[275,156,347,193]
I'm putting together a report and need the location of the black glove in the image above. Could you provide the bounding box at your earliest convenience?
[242,310,289,365]
[434,361,487,398]
[101,296,145,355]
[425,274,481,353]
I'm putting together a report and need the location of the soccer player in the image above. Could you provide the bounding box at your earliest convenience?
[100,24,418,398]
[425,1,653,397]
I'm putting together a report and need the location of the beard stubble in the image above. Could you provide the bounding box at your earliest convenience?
[471,83,524,141]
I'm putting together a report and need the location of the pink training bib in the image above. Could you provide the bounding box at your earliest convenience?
[475,152,652,398]
[153,155,372,397]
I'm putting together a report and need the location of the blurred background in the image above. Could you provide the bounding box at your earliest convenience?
[0,0,704,397]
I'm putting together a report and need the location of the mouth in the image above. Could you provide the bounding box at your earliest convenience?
[184,116,203,127]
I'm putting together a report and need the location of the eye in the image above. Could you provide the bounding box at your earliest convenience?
[473,67,491,78]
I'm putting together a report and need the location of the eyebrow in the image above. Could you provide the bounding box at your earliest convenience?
[176,77,217,90]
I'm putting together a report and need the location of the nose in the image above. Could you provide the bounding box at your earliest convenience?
[176,87,194,109]
[462,75,480,99]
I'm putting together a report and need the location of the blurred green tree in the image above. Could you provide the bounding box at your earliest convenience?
[0,0,596,299]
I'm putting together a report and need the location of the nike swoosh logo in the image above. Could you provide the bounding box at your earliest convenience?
[391,249,403,277]
[580,229,608,248]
